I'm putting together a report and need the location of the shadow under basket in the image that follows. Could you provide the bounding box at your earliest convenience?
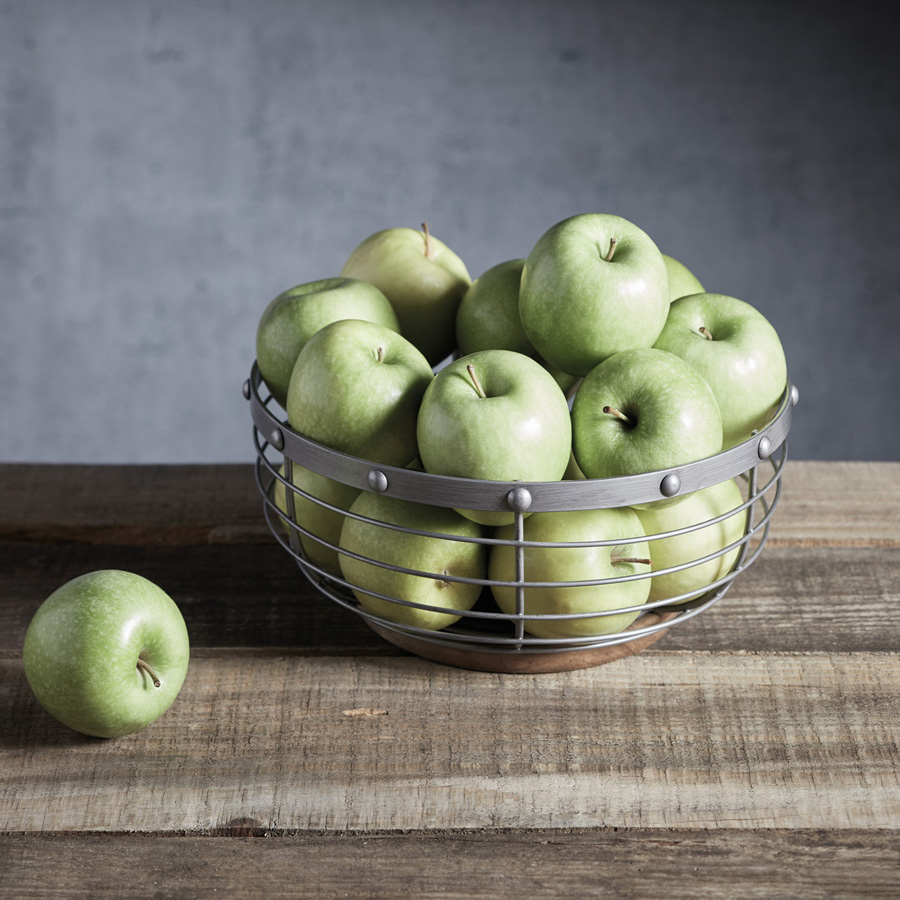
[245,362,798,674]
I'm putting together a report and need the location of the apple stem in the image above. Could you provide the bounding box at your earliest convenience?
[467,364,487,399]
[137,657,162,688]
[603,405,633,426]
[611,556,652,566]
[422,221,434,260]
[376,346,384,363]
[699,326,714,340]
[604,237,618,262]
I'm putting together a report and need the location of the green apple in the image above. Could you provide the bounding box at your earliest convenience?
[490,507,651,639]
[23,570,190,738]
[456,258,531,357]
[340,224,471,365]
[663,253,704,302]
[572,348,723,481]
[519,213,670,376]
[274,463,361,576]
[564,450,586,481]
[256,277,400,408]
[416,349,572,525]
[455,257,578,394]
[287,319,433,467]
[339,492,487,631]
[653,293,788,448]
[635,478,747,604]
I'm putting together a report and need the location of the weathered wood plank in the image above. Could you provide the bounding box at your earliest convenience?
[1,543,897,654]
[0,464,269,545]
[0,541,391,654]
[3,652,898,833]
[1,462,898,546]
[1,831,898,899]
[772,461,900,547]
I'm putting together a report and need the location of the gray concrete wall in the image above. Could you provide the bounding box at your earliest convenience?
[1,0,897,463]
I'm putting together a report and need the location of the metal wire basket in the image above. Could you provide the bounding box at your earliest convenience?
[245,361,798,673]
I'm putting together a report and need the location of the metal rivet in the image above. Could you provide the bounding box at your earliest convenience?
[269,428,284,451]
[506,486,533,513]
[660,472,681,498]
[242,379,252,400]
[758,436,773,460]
[368,470,389,493]
[791,384,800,407]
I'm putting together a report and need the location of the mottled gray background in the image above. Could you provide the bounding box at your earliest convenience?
[2,0,898,463]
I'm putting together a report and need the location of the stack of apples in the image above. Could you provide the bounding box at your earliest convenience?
[255,214,788,640]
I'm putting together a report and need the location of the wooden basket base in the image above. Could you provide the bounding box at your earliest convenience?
[366,611,676,674]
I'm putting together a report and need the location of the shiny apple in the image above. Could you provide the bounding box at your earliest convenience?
[23,570,190,738]
[256,277,399,408]
[653,293,788,448]
[519,213,670,376]
[339,492,487,631]
[489,507,651,639]
[340,224,471,365]
[287,319,433,468]
[572,348,723,481]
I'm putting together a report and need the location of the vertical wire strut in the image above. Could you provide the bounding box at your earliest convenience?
[514,509,526,648]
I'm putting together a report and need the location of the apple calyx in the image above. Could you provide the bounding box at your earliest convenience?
[602,405,634,426]
[466,364,488,399]
[604,237,618,262]
[699,326,714,340]
[610,556,652,566]
[422,221,435,260]
[137,657,162,688]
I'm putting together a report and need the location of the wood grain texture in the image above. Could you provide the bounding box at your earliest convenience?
[3,652,898,833]
[2,461,898,546]
[771,461,900,547]
[1,831,898,899]
[1,544,897,653]
[0,464,268,545]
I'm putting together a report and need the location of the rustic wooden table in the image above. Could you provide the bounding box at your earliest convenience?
[1,461,898,897]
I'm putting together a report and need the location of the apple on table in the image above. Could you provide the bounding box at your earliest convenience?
[341,223,471,366]
[519,213,670,376]
[653,293,788,448]
[339,492,487,632]
[256,277,399,409]
[287,318,433,468]
[23,570,190,738]
[416,349,572,525]
[489,506,652,639]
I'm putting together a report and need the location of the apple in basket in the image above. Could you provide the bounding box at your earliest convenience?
[653,293,788,448]
[416,349,572,526]
[273,463,360,577]
[519,213,670,376]
[338,492,487,632]
[489,506,652,639]
[662,253,705,302]
[634,478,748,605]
[571,347,724,487]
[340,223,471,366]
[256,277,399,409]
[455,258,577,394]
[287,319,433,468]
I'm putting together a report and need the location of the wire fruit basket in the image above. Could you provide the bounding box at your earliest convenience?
[245,361,798,673]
